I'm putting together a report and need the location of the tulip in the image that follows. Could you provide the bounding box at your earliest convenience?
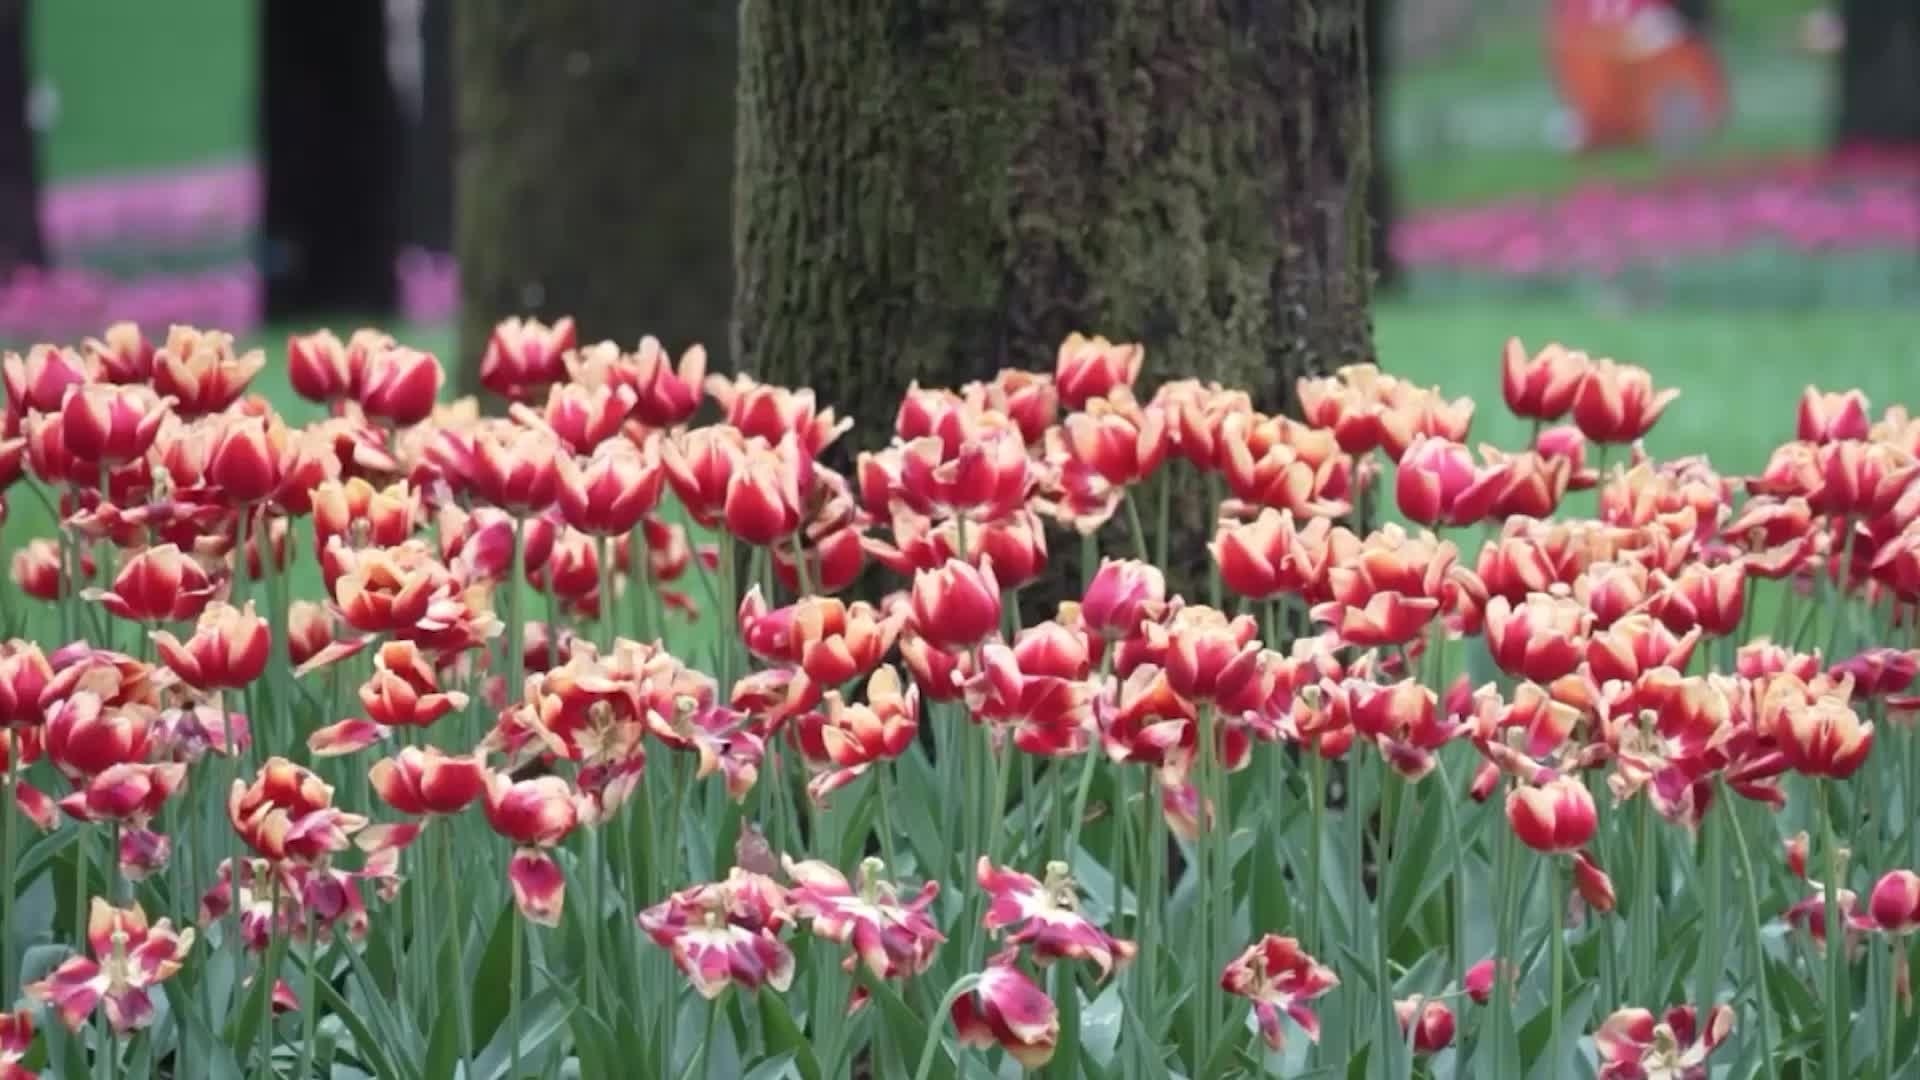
[151,325,264,417]
[204,413,286,505]
[479,315,574,400]
[899,632,973,702]
[1830,647,1919,698]
[1378,384,1476,461]
[26,898,194,1033]
[895,423,1032,520]
[1485,447,1572,519]
[1397,997,1456,1053]
[1647,561,1746,637]
[1797,386,1871,444]
[118,826,172,879]
[1156,378,1252,467]
[0,641,50,729]
[521,380,636,455]
[796,667,919,803]
[639,867,795,997]
[10,538,71,601]
[1312,591,1440,648]
[89,543,219,624]
[1343,678,1454,779]
[965,642,1096,757]
[57,760,187,824]
[1485,592,1591,682]
[1535,424,1599,489]
[1077,559,1167,639]
[484,771,583,924]
[1776,692,1874,779]
[1576,559,1652,628]
[3,343,93,413]
[1219,934,1338,1050]
[151,601,270,690]
[1212,508,1332,600]
[705,373,850,457]
[973,367,1057,444]
[1219,412,1353,517]
[60,382,170,465]
[978,858,1137,979]
[1506,774,1598,853]
[785,856,943,981]
[1395,435,1508,527]
[1571,358,1680,444]
[470,425,562,511]
[909,558,1002,651]
[369,746,488,816]
[286,602,340,669]
[229,758,368,864]
[1463,956,1515,1005]
[1501,338,1588,421]
[1297,367,1389,455]
[556,436,665,536]
[1572,851,1617,914]
[618,336,707,427]
[311,476,419,552]
[1154,606,1264,705]
[287,329,353,403]
[0,435,21,490]
[661,424,747,528]
[360,641,469,729]
[1062,388,1168,488]
[1055,332,1143,410]
[1593,1005,1734,1080]
[1587,612,1701,684]
[1858,869,1920,935]
[951,962,1060,1067]
[358,346,444,426]
[721,436,810,547]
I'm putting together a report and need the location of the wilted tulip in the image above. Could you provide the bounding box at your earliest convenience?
[26,898,194,1033]
[57,760,186,824]
[639,867,794,998]
[229,757,368,864]
[369,746,488,816]
[1397,997,1457,1053]
[1571,358,1679,444]
[1593,1005,1734,1080]
[484,772,582,924]
[151,601,270,690]
[1501,338,1588,421]
[1572,851,1617,914]
[785,856,943,982]
[1343,679,1455,780]
[1219,934,1338,1051]
[951,961,1060,1068]
[794,667,919,803]
[978,858,1136,979]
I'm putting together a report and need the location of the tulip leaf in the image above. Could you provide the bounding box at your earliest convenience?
[741,1051,799,1080]
[545,974,622,1080]
[1384,779,1449,949]
[857,968,955,1080]
[303,953,412,1080]
[472,988,572,1080]
[468,900,518,1049]
[754,984,824,1080]
[1518,982,1595,1080]
[1048,973,1082,1080]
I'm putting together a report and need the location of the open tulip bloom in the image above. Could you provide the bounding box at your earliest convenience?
[4,319,1920,1078]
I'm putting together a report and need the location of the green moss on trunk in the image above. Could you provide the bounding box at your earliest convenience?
[734,0,1374,440]
[454,3,734,390]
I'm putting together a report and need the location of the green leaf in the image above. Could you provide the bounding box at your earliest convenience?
[857,969,953,1080]
[1048,974,1081,1080]
[473,988,573,1080]
[1384,779,1449,943]
[740,1052,798,1080]
[223,927,290,1067]
[469,900,519,1049]
[754,985,824,1080]
[549,975,623,1080]
[1518,982,1597,1080]
[1196,1003,1250,1080]
[1344,1044,1372,1080]
[305,952,413,1080]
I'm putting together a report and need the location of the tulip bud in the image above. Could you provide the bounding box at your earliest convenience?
[1396,998,1456,1053]
[1506,774,1598,853]
[909,558,1002,651]
[1501,338,1589,421]
[1055,332,1143,410]
[1571,358,1680,444]
[1571,851,1616,914]
[1395,435,1507,527]
[1864,869,1920,935]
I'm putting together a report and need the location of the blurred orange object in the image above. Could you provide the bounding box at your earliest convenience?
[1549,0,1730,151]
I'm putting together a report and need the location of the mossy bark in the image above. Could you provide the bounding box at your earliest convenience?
[1834,0,1920,147]
[0,0,43,275]
[734,0,1375,440]
[454,3,735,390]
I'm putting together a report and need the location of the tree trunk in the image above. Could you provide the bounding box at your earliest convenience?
[454,3,735,386]
[734,0,1375,442]
[0,0,43,277]
[1834,0,1920,147]
[1367,0,1398,291]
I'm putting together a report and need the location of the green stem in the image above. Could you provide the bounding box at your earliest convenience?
[1435,757,1466,982]
[788,532,815,597]
[1307,752,1326,955]
[912,974,985,1080]
[1722,790,1780,1080]
[505,517,525,699]
[692,999,719,1079]
[1698,787,1725,1012]
[1154,470,1171,572]
[1632,797,1657,1001]
[1347,759,1369,1051]
[1375,768,1400,1076]
[876,766,902,875]
[1882,943,1899,1079]
[1548,857,1565,1074]
[1487,787,1517,1063]
[1,767,15,1003]
[1193,704,1217,1056]
[585,825,603,1016]
[598,533,616,650]
[1123,492,1151,563]
[509,903,524,1080]
[1818,780,1845,1080]
[300,904,319,1080]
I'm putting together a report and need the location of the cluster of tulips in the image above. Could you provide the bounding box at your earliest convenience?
[0,312,1915,1079]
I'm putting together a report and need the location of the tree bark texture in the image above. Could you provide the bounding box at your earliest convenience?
[1834,0,1920,147]
[0,0,42,277]
[1367,0,1398,290]
[734,1,1376,442]
[455,3,736,388]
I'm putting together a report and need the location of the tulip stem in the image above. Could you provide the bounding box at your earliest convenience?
[1697,784,1725,1013]
[0,767,14,1004]
[1548,856,1565,1075]
[1721,787,1780,1080]
[913,973,984,1080]
[1632,797,1656,1001]
[300,905,319,1080]
[504,516,525,706]
[1818,779,1846,1080]
[440,821,474,1078]
[1374,767,1401,1078]
[1307,751,1326,956]
[598,533,616,650]
[787,533,814,597]
[1123,492,1149,564]
[509,897,524,1080]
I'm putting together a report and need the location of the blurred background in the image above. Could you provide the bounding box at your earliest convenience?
[0,0,1911,348]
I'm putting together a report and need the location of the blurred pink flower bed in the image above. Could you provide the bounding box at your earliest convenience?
[1392,149,1920,277]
